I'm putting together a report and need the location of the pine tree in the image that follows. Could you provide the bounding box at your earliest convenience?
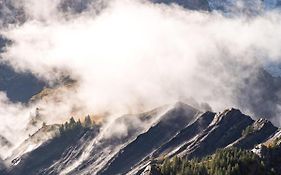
[69,117,76,129]
[84,115,92,128]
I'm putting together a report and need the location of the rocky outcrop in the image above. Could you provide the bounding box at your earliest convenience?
[174,109,254,159]
[228,118,278,149]
[99,102,200,175]
[152,111,215,158]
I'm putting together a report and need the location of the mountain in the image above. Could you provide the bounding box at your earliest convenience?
[152,111,216,159]
[228,118,278,149]
[3,102,281,175]
[6,124,60,164]
[99,102,200,175]
[0,63,46,103]
[132,107,281,175]
[128,107,281,174]
[5,104,171,175]
[1,0,281,174]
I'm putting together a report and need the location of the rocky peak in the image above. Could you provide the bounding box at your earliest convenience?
[210,108,247,126]
[253,118,275,130]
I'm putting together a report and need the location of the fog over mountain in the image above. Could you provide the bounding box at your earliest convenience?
[0,0,281,169]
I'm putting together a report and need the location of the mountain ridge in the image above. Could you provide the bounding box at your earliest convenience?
[2,102,281,175]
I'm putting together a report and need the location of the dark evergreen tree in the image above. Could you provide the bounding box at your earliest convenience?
[84,115,92,128]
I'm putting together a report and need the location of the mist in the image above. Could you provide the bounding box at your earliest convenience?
[0,0,281,158]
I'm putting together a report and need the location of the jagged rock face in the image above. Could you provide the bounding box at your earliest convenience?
[7,127,96,175]
[99,103,200,175]
[128,107,281,174]
[229,119,278,149]
[152,111,215,158]
[7,105,171,175]
[174,109,254,158]
[151,0,210,10]
[265,129,281,147]
[140,164,161,175]
[4,103,281,175]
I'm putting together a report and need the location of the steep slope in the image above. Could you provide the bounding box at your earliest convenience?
[264,129,281,147]
[174,108,254,159]
[8,104,171,175]
[127,111,215,175]
[7,125,95,175]
[136,109,281,175]
[228,118,278,149]
[5,104,281,175]
[46,105,171,175]
[152,111,215,158]
[99,102,200,175]
[6,124,60,164]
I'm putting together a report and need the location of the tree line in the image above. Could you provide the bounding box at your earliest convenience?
[59,115,95,135]
[160,147,276,175]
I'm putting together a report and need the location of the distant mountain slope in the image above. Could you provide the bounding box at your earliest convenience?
[0,63,45,103]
